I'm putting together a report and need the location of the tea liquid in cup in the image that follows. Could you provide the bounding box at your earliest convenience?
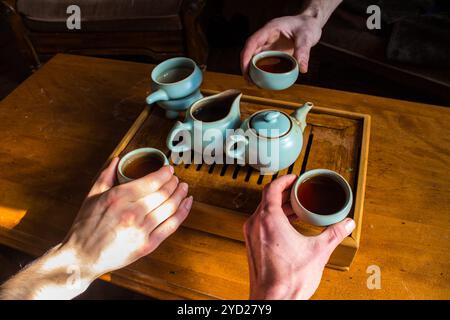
[117,148,169,184]
[290,169,353,226]
[156,67,193,84]
[123,155,163,179]
[191,98,232,122]
[255,56,295,73]
[296,175,347,215]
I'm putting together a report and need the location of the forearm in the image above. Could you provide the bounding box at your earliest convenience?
[300,0,342,27]
[0,244,95,300]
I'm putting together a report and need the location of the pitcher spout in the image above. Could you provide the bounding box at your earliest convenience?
[222,89,242,116]
[212,89,241,121]
[291,102,313,132]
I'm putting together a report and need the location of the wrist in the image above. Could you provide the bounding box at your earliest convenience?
[251,272,313,300]
[0,244,96,299]
[251,280,307,300]
[300,0,342,27]
[256,284,304,300]
[37,243,97,299]
[51,243,98,285]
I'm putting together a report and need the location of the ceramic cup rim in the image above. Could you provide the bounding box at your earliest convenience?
[251,51,298,76]
[117,147,169,183]
[292,169,353,219]
[151,57,197,86]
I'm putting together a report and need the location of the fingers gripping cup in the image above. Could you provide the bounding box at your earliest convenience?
[117,148,170,184]
[290,169,353,226]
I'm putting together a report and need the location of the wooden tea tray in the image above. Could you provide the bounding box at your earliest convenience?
[105,89,370,270]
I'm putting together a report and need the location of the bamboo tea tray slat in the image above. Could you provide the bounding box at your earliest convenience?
[105,89,370,270]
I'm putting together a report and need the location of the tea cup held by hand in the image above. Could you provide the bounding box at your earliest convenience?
[290,169,353,227]
[117,147,169,184]
[146,57,202,106]
[249,51,299,90]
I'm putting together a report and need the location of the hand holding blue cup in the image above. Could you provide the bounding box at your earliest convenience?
[249,51,299,90]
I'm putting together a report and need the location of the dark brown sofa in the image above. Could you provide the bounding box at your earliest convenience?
[2,0,208,69]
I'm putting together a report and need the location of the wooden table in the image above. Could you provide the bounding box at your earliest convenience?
[0,54,448,299]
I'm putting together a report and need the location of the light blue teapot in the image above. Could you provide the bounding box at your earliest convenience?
[225,102,313,174]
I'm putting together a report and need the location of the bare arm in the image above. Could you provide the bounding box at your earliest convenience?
[0,245,94,299]
[301,0,343,28]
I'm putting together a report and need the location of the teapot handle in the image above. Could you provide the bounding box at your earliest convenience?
[225,134,248,162]
[166,121,193,153]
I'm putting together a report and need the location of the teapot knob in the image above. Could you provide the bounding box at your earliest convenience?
[263,111,280,122]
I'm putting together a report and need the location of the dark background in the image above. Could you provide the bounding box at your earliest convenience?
[1,0,450,105]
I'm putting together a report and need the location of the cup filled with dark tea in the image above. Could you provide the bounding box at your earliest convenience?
[117,147,170,184]
[249,51,299,90]
[290,169,353,226]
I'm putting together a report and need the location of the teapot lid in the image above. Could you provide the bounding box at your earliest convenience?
[250,110,291,138]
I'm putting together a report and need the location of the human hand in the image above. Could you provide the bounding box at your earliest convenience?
[0,157,193,300]
[61,157,193,281]
[241,14,322,80]
[244,175,355,300]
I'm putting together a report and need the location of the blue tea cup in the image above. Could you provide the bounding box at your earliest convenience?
[146,57,202,114]
[249,51,299,90]
[290,169,353,226]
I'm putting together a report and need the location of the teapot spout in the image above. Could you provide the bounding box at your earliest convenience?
[291,102,313,132]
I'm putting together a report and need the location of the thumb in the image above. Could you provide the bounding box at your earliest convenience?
[317,218,355,253]
[88,157,119,197]
[241,29,270,81]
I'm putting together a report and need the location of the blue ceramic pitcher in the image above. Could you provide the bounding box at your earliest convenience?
[166,89,242,154]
